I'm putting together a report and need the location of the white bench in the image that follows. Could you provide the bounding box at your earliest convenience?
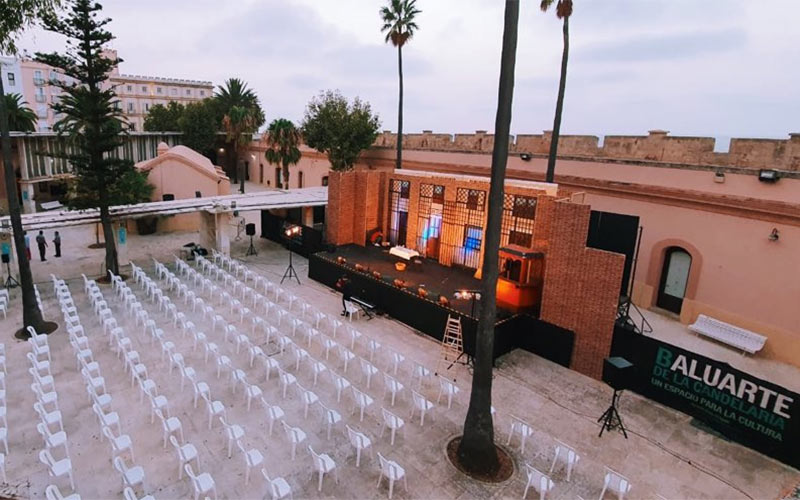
[688,314,767,355]
[40,200,63,211]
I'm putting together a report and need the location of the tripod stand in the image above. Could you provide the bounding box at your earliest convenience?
[3,257,18,288]
[598,389,628,438]
[281,248,300,285]
[246,235,258,256]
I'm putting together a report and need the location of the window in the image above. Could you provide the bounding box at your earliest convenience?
[185,89,191,96]
[298,171,303,188]
[156,87,162,94]
[199,90,205,97]
[38,120,49,132]
[35,87,45,102]
[141,85,147,92]
[49,70,57,82]
[465,189,483,210]
[501,194,537,248]
[127,85,133,92]
[171,88,177,96]
[127,102,135,113]
[144,103,150,112]
[34,70,42,80]
[7,73,15,87]
[321,176,329,187]
[129,122,136,131]
[464,226,483,251]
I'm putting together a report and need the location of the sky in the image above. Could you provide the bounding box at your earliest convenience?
[15,0,800,149]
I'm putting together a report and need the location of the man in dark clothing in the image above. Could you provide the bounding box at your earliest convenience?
[53,231,62,258]
[36,230,47,262]
[336,276,352,316]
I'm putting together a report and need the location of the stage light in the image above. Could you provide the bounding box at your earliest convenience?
[284,224,302,239]
[758,169,779,183]
[453,289,482,317]
[520,153,532,162]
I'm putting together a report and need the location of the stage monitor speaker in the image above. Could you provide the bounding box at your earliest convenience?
[1,254,8,264]
[245,223,256,236]
[162,194,175,201]
[602,357,634,391]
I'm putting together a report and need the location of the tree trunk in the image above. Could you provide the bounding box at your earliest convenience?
[396,44,404,170]
[457,0,519,475]
[283,164,289,190]
[0,75,49,333]
[98,194,118,277]
[239,158,245,194]
[545,15,569,184]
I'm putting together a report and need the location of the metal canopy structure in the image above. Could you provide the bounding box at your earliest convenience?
[0,187,328,231]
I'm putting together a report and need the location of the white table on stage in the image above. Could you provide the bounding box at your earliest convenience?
[389,246,420,261]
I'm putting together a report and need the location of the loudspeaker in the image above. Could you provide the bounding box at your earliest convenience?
[1,253,8,264]
[162,194,175,201]
[602,357,634,391]
[245,223,256,236]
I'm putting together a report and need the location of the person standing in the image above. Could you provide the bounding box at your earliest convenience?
[36,230,48,262]
[24,231,31,261]
[53,231,62,258]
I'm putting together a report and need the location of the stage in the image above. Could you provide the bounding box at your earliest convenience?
[322,244,494,317]
[308,244,573,362]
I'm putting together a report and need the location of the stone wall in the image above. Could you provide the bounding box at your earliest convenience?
[372,129,800,171]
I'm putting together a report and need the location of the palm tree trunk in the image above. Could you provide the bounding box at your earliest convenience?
[0,75,49,334]
[283,164,289,190]
[457,0,519,475]
[396,44,404,170]
[545,15,569,184]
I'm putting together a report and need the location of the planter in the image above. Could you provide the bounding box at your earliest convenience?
[372,271,382,280]
[438,295,450,306]
[355,263,365,272]
[393,279,406,289]
[417,287,428,298]
[336,256,347,265]
[395,262,406,272]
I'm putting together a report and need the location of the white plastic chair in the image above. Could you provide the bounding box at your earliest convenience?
[169,435,199,479]
[184,464,218,500]
[276,365,297,398]
[202,394,225,430]
[262,399,285,436]
[261,468,292,500]
[44,484,80,500]
[308,446,338,492]
[281,421,307,461]
[345,424,373,467]
[599,468,632,500]
[436,376,460,409]
[318,401,342,440]
[506,414,534,454]
[155,409,184,448]
[296,384,319,419]
[380,407,406,446]
[39,449,75,490]
[103,425,134,461]
[360,358,379,389]
[377,452,408,499]
[220,416,245,458]
[410,390,435,426]
[337,345,355,373]
[523,464,554,500]
[235,440,264,485]
[308,358,327,386]
[113,456,145,492]
[37,422,69,456]
[549,440,580,482]
[351,387,374,422]
[330,372,351,403]
[382,373,404,406]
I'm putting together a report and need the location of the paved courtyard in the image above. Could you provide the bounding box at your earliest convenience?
[0,223,798,499]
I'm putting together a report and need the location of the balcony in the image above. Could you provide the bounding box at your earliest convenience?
[33,77,45,86]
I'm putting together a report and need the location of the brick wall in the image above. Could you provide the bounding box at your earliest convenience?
[370,129,800,171]
[326,170,383,246]
[539,201,625,380]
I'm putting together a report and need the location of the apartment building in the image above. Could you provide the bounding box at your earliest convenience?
[1,49,212,132]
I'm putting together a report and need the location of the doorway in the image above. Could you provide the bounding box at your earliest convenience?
[259,164,264,184]
[657,247,691,314]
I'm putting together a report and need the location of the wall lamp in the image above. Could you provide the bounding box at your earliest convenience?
[768,228,780,242]
[758,169,779,183]
[520,153,533,162]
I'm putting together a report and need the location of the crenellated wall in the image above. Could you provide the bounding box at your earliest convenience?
[372,129,800,171]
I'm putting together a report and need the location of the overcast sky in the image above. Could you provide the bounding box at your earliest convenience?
[16,0,800,148]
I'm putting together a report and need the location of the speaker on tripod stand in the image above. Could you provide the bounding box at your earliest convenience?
[598,356,634,438]
[2,253,19,288]
[245,223,257,256]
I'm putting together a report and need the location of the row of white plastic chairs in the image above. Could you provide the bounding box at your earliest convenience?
[136,262,313,498]
[0,288,10,319]
[108,271,222,500]
[163,257,411,497]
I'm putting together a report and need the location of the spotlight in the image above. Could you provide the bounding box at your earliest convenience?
[758,169,779,183]
[768,228,780,242]
[520,153,532,162]
[284,224,302,238]
[453,289,482,316]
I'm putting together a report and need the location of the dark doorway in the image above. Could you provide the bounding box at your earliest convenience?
[275,168,282,189]
[259,164,264,184]
[657,247,691,314]
[298,171,303,189]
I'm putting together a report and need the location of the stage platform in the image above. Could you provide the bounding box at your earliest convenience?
[308,244,574,363]
[323,244,489,317]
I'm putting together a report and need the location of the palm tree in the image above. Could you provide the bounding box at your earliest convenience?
[3,93,36,132]
[214,78,265,191]
[380,0,421,170]
[541,0,573,184]
[263,118,301,189]
[456,0,520,476]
